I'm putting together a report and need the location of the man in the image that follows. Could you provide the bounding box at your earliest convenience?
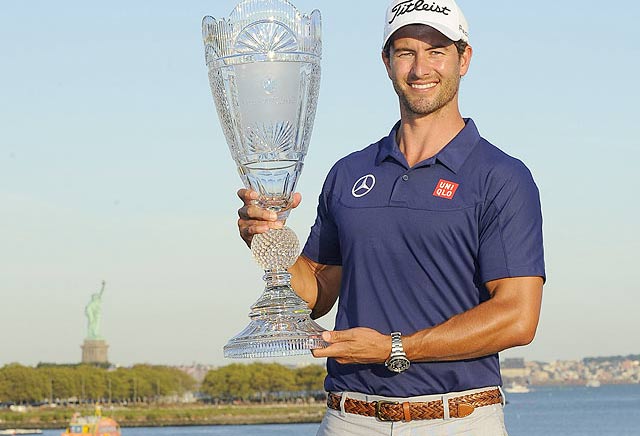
[237,0,545,434]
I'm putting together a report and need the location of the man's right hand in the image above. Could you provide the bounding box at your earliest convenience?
[236,189,302,247]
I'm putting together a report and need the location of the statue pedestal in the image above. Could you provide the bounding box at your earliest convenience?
[81,339,109,364]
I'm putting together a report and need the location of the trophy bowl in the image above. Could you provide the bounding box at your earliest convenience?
[202,0,328,358]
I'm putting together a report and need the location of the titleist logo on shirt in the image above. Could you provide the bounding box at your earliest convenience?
[389,1,452,24]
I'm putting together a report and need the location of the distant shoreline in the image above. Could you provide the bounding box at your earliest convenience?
[0,404,326,430]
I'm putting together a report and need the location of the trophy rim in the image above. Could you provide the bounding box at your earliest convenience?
[202,0,322,62]
[201,0,322,23]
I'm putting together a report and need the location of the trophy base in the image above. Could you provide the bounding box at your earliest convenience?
[224,316,328,358]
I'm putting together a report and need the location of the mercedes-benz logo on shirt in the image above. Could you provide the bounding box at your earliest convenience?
[352,174,376,198]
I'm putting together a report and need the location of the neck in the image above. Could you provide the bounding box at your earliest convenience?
[397,106,465,168]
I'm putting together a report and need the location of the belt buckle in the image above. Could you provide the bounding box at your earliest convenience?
[375,400,399,421]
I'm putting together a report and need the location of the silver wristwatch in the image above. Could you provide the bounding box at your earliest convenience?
[384,332,410,373]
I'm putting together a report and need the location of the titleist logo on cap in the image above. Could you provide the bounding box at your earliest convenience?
[389,0,452,24]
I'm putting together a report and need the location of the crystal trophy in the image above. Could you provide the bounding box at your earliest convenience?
[202,0,328,358]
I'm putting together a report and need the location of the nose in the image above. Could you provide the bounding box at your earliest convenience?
[411,52,431,78]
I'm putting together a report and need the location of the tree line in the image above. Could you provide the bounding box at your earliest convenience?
[0,363,195,404]
[0,363,326,404]
[200,363,326,402]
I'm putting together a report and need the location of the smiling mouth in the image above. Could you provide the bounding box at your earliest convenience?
[410,83,437,90]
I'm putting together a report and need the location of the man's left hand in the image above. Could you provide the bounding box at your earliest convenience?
[312,328,391,364]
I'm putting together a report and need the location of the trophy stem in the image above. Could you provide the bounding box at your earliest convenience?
[250,271,311,316]
[223,227,329,359]
[276,209,291,221]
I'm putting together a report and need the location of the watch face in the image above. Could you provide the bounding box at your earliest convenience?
[387,357,410,373]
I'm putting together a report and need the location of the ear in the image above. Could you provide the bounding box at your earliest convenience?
[459,45,473,77]
[382,50,393,80]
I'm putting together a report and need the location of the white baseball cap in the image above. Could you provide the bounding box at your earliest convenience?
[383,0,470,49]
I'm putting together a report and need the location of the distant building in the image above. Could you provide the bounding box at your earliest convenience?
[176,364,214,384]
[501,358,529,383]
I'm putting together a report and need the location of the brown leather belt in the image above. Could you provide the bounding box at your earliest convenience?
[327,388,502,422]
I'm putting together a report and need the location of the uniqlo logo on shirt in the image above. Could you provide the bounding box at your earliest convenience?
[433,179,459,200]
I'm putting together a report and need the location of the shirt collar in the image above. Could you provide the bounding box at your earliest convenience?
[375,118,481,173]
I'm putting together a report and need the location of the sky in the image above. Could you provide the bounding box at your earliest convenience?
[1,0,639,368]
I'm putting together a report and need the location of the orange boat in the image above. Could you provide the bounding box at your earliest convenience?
[61,406,121,436]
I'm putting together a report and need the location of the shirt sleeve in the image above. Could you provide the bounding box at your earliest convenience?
[477,160,546,284]
[301,165,342,266]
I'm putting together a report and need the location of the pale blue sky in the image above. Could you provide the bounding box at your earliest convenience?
[1,0,638,367]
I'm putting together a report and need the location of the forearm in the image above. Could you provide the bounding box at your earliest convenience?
[404,277,543,362]
[289,255,341,319]
[404,299,535,362]
[289,256,320,309]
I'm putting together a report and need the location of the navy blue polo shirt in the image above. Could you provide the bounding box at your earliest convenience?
[302,119,545,397]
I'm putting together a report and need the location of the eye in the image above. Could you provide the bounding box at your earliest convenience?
[396,51,414,58]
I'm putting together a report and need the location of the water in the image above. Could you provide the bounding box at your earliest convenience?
[504,384,640,436]
[40,385,640,436]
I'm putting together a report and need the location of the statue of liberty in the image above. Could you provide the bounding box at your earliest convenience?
[85,280,106,340]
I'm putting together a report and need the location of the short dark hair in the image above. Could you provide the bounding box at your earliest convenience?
[453,39,468,56]
[383,38,469,59]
